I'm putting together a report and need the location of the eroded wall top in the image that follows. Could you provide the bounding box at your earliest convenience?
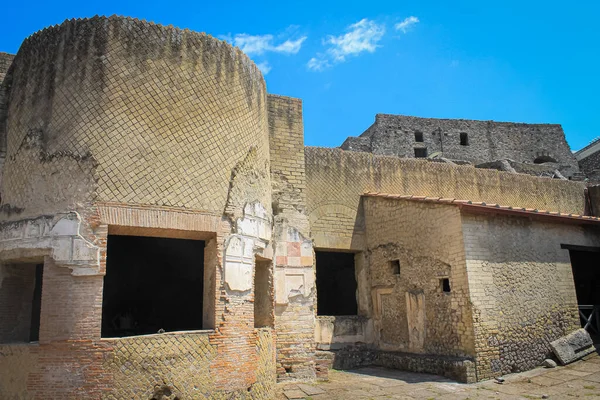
[341,114,579,173]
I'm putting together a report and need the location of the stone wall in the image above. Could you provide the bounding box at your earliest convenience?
[306,147,586,251]
[589,185,600,216]
[341,114,579,177]
[0,52,13,83]
[578,144,600,182]
[462,211,599,379]
[363,197,475,358]
[1,16,270,222]
[267,94,316,381]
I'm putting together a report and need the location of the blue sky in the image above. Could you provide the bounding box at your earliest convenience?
[2,1,599,150]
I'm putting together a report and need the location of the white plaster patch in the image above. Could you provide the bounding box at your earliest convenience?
[236,202,271,242]
[0,213,100,275]
[274,267,315,304]
[224,235,254,292]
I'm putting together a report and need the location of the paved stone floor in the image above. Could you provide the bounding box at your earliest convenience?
[279,354,600,399]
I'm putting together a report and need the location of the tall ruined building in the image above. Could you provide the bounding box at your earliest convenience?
[0,16,599,399]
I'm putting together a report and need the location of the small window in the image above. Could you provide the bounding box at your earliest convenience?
[414,148,427,158]
[441,278,451,293]
[460,132,469,146]
[390,260,400,275]
[414,131,423,142]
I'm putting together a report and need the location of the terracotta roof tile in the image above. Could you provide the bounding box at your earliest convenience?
[362,192,600,224]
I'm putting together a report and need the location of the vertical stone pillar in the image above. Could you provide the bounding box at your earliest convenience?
[268,94,316,381]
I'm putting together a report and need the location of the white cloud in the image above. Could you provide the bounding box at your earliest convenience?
[326,19,385,62]
[224,32,307,56]
[230,34,273,55]
[395,16,419,33]
[307,18,385,72]
[256,61,272,75]
[273,37,307,54]
[220,29,307,75]
[307,56,331,72]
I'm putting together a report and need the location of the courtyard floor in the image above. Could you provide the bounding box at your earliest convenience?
[279,353,600,399]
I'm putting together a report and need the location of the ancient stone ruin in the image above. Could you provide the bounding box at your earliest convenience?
[0,16,599,399]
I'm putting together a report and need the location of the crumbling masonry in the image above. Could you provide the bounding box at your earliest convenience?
[0,16,599,399]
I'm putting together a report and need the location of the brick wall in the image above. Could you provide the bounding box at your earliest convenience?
[306,147,586,252]
[268,94,316,381]
[461,211,597,379]
[0,206,278,398]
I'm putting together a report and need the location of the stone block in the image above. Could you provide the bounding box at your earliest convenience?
[550,329,595,365]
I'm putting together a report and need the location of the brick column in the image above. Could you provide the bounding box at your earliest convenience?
[268,94,316,381]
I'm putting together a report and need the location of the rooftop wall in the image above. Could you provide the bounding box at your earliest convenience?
[305,147,586,250]
[1,16,270,220]
[341,114,578,176]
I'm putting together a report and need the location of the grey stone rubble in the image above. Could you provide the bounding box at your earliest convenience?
[550,328,595,364]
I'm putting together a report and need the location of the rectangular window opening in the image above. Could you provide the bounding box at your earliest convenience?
[414,148,428,158]
[460,132,469,146]
[390,260,400,275]
[101,235,205,338]
[316,250,358,316]
[441,278,451,293]
[254,258,274,328]
[0,262,43,344]
[414,131,424,142]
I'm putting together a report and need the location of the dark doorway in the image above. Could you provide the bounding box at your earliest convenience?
[316,251,357,316]
[567,246,600,341]
[101,235,205,338]
[29,264,43,342]
[570,249,600,305]
[254,258,273,328]
[0,262,43,343]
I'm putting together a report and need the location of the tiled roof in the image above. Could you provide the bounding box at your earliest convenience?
[363,192,600,224]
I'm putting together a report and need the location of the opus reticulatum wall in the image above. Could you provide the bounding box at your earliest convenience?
[0,14,597,398]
